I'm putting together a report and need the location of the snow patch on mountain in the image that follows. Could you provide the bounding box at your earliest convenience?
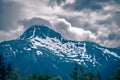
[95,45,120,59]
[36,51,42,55]
[29,36,100,66]
[24,47,31,51]
[29,27,36,39]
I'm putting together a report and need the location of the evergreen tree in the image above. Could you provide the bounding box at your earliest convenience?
[0,54,6,80]
[96,72,101,80]
[49,76,62,80]
[38,74,52,80]
[0,54,12,80]
[71,63,80,80]
[71,63,99,80]
[23,73,62,80]
[6,63,12,79]
[23,73,51,80]
[8,69,21,80]
[109,68,120,80]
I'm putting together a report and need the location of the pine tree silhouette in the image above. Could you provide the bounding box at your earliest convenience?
[6,63,12,79]
[71,63,80,80]
[71,62,99,80]
[0,54,6,80]
[0,54,12,80]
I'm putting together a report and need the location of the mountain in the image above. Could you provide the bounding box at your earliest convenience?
[19,25,62,40]
[0,25,120,80]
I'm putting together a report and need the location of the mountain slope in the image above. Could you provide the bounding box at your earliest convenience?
[0,25,120,80]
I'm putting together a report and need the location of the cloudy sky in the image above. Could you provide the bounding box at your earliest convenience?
[0,0,120,48]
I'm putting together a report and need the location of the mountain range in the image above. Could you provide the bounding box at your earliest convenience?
[0,25,120,80]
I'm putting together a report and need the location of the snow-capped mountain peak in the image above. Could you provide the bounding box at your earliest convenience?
[0,25,120,80]
[19,25,62,40]
[17,25,120,67]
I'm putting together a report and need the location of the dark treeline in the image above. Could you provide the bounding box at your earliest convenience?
[0,55,12,80]
[71,63,101,80]
[0,54,120,80]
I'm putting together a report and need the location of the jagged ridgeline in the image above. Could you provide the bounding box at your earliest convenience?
[0,25,120,80]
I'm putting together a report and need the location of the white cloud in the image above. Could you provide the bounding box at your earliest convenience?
[0,25,24,42]
[0,0,120,48]
[50,18,96,41]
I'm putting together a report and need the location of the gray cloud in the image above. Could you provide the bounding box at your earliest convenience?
[0,0,24,31]
[51,18,73,39]
[63,0,103,11]
[48,0,66,6]
[19,17,51,28]
[57,15,97,33]
[0,0,120,48]
[63,0,120,11]
[108,33,120,40]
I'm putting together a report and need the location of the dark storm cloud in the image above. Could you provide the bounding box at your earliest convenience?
[0,0,23,31]
[115,0,120,4]
[112,11,120,27]
[63,0,120,11]
[63,0,103,11]
[96,11,120,29]
[108,33,120,40]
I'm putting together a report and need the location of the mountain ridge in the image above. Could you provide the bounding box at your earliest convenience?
[0,25,120,80]
[19,25,63,40]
